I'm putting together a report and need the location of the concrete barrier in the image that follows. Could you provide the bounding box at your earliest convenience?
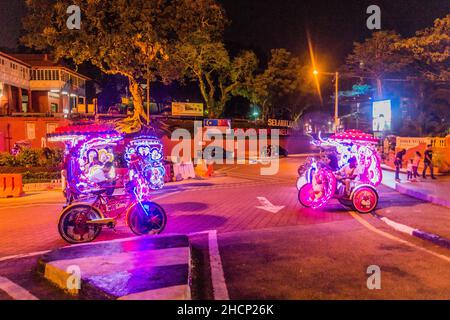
[0,174,24,198]
[173,162,196,180]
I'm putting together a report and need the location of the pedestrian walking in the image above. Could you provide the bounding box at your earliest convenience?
[422,144,436,179]
[412,151,421,180]
[395,149,406,182]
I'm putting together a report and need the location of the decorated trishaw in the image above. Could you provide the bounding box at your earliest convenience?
[48,123,167,243]
[297,130,382,214]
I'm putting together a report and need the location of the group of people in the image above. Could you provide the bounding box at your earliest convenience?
[395,144,436,182]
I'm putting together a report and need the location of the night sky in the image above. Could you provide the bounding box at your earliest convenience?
[1,0,448,69]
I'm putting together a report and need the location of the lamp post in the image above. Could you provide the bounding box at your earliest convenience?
[313,70,340,132]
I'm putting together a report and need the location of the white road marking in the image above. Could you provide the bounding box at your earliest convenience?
[256,197,285,213]
[0,250,51,263]
[379,216,416,235]
[0,276,38,300]
[0,203,61,210]
[208,230,229,300]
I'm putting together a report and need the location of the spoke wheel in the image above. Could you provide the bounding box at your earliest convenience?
[58,204,102,244]
[127,201,167,235]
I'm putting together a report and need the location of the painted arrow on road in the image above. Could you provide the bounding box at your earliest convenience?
[256,197,285,213]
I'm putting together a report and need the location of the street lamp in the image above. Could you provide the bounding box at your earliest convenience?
[313,70,339,132]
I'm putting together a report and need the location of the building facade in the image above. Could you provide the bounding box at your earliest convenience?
[0,52,31,114]
[9,53,89,115]
[0,52,90,151]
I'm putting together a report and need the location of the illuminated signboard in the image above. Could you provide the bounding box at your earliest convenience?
[172,102,204,117]
[372,100,391,132]
[267,119,295,128]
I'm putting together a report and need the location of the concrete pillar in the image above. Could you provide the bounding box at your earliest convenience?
[7,84,13,114]
[28,89,33,112]
[18,87,23,112]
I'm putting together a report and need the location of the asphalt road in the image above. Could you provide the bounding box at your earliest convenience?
[0,157,449,299]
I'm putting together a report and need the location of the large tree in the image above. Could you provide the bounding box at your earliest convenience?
[21,0,191,132]
[161,0,257,118]
[397,14,450,82]
[167,35,258,118]
[244,49,314,121]
[343,31,412,99]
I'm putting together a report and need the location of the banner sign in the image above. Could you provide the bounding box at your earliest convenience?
[172,102,204,117]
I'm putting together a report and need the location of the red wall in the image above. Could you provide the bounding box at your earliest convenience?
[0,117,70,152]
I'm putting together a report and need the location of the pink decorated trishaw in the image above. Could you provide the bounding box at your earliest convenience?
[48,124,167,244]
[297,130,382,214]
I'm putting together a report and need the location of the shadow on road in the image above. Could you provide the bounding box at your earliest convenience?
[162,202,210,212]
[167,214,228,233]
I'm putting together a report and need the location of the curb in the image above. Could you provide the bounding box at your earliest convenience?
[381,169,450,209]
[395,183,450,209]
[371,212,450,250]
[37,234,192,300]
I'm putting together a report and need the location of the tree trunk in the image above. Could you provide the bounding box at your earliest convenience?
[115,78,148,133]
[376,77,383,99]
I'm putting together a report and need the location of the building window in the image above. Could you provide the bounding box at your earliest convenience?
[46,123,58,134]
[52,70,59,80]
[50,103,58,113]
[26,122,36,140]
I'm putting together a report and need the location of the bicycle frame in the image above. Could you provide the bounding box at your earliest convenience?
[62,191,140,229]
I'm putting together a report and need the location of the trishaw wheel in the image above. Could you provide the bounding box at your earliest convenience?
[58,204,102,244]
[352,187,378,214]
[127,201,167,236]
[298,184,314,208]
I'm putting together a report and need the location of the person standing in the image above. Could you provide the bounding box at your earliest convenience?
[394,149,406,182]
[412,151,421,181]
[406,159,414,181]
[422,144,436,179]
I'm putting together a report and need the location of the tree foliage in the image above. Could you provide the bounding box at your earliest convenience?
[22,0,193,132]
[166,35,258,118]
[244,50,315,121]
[397,14,450,82]
[160,0,258,118]
[343,31,412,98]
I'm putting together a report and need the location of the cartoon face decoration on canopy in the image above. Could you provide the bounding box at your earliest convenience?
[68,135,124,190]
[125,136,165,191]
